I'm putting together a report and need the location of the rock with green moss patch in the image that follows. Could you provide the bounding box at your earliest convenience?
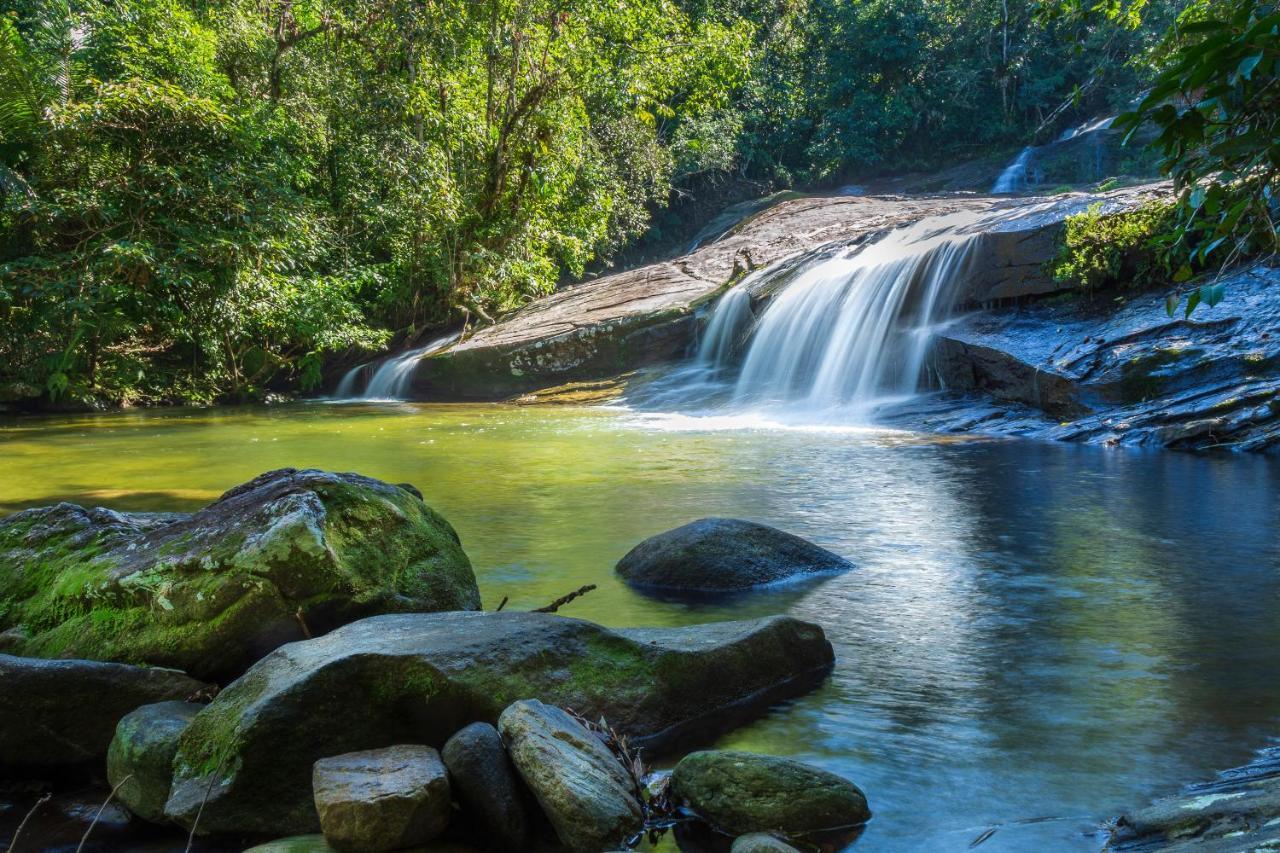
[672,751,869,838]
[163,610,833,836]
[0,468,480,680]
[0,654,207,773]
[498,699,643,852]
[107,700,204,824]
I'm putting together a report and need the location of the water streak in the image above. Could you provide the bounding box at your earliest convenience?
[334,333,459,400]
[992,146,1036,193]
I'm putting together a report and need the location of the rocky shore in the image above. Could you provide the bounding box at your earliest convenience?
[0,469,865,852]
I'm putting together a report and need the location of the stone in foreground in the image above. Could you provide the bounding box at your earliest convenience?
[672,751,870,837]
[731,833,803,853]
[499,700,643,852]
[1108,745,1280,850]
[616,518,853,592]
[313,745,451,852]
[441,722,529,849]
[164,610,832,835]
[0,654,206,772]
[107,700,203,823]
[0,468,480,680]
[245,838,481,853]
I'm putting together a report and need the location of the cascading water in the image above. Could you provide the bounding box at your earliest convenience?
[992,146,1036,193]
[663,213,983,422]
[334,332,459,400]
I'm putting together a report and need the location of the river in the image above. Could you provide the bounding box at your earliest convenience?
[2,402,1278,851]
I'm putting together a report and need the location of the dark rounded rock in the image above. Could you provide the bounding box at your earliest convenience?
[0,654,207,773]
[441,722,529,849]
[616,518,853,592]
[672,751,870,837]
[107,700,204,824]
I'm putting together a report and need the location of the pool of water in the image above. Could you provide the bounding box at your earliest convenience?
[2,402,1279,851]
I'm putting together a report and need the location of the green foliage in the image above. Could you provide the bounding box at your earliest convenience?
[1112,0,1279,315]
[1053,201,1182,291]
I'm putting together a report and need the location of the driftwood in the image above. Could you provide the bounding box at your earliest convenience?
[531,584,597,613]
[8,792,51,851]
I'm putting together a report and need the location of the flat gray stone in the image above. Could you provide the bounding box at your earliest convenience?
[313,745,451,852]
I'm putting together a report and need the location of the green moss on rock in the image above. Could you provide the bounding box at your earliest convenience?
[0,469,480,680]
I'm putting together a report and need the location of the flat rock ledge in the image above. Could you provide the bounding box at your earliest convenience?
[0,468,481,680]
[162,610,834,836]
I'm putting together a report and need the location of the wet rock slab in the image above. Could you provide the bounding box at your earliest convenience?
[312,745,451,852]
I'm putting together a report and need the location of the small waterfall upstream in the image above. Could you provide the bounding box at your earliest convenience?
[334,332,459,400]
[992,146,1036,193]
[652,213,983,422]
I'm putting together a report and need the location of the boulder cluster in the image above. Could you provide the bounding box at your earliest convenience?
[0,468,868,851]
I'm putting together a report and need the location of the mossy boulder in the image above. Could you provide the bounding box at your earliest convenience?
[498,699,643,852]
[616,518,854,593]
[107,700,204,823]
[0,468,480,680]
[672,751,870,838]
[0,654,207,773]
[163,610,833,836]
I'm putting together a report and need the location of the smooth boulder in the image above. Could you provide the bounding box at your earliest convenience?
[107,700,203,823]
[0,654,207,772]
[441,722,529,849]
[672,751,870,837]
[0,468,480,680]
[731,833,802,853]
[313,745,451,852]
[498,700,643,852]
[616,518,853,592]
[164,610,833,835]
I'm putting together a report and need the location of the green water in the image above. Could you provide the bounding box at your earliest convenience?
[3,402,1280,851]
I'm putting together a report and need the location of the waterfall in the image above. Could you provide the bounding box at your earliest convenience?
[992,146,1036,193]
[697,287,753,371]
[334,332,459,400]
[662,213,981,422]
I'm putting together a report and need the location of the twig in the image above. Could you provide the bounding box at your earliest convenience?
[532,584,596,613]
[494,595,508,612]
[185,760,224,853]
[295,607,312,639]
[8,792,51,851]
[76,775,130,853]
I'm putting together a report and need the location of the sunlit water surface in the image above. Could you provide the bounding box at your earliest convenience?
[2,402,1279,852]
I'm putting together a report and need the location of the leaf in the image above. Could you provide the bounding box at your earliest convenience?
[1173,264,1193,282]
[1202,283,1226,308]
[1237,53,1263,80]
[1184,288,1201,318]
[1165,293,1179,317]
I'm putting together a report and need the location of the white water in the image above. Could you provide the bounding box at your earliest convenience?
[992,146,1036,193]
[334,332,459,400]
[651,213,982,423]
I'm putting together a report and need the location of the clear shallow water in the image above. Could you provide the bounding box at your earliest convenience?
[2,402,1279,851]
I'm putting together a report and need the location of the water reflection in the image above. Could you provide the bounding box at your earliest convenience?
[1,405,1278,851]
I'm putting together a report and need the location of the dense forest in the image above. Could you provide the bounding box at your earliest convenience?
[0,0,1274,405]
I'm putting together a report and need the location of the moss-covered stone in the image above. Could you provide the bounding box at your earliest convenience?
[163,611,833,836]
[107,700,203,823]
[672,751,870,838]
[0,469,480,680]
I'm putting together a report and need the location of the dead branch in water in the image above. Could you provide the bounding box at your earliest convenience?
[8,792,52,851]
[75,775,130,853]
[295,607,313,639]
[532,584,596,613]
[495,595,509,612]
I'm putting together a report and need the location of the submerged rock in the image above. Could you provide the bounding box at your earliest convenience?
[731,833,803,853]
[312,745,451,852]
[107,700,203,823]
[616,518,853,592]
[499,700,643,852]
[441,722,529,850]
[0,468,480,680]
[163,610,833,835]
[672,751,870,838]
[0,653,207,772]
